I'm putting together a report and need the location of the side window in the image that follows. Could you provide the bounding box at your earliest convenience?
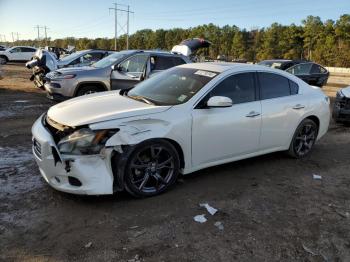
[172,57,186,66]
[289,80,299,95]
[21,47,36,52]
[259,72,291,99]
[10,47,21,53]
[119,54,148,73]
[89,52,104,61]
[152,56,174,71]
[69,57,80,65]
[310,64,322,74]
[210,73,256,104]
[286,63,312,75]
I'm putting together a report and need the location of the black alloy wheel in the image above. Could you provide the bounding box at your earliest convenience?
[288,119,318,158]
[124,140,180,197]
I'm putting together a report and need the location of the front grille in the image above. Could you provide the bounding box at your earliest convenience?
[33,139,42,159]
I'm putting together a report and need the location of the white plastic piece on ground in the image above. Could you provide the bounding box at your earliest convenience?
[313,174,322,180]
[194,214,207,223]
[200,203,218,215]
[214,221,224,230]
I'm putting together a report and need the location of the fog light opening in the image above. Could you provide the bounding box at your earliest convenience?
[68,176,82,187]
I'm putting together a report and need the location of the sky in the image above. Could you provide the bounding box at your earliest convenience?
[0,0,349,41]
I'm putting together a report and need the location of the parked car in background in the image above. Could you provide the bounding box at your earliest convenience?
[26,49,113,89]
[0,46,37,64]
[43,50,190,101]
[286,62,329,87]
[258,59,302,70]
[32,63,330,196]
[333,86,350,123]
[0,45,7,51]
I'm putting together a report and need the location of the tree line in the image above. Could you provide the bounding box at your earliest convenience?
[8,14,350,67]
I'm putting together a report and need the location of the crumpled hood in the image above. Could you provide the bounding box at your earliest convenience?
[47,91,171,127]
[341,86,350,97]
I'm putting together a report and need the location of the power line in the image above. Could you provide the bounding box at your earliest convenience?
[109,3,134,50]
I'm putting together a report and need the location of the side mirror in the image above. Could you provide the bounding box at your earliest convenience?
[207,96,233,108]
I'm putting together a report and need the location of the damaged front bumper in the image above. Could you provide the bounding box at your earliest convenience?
[333,93,350,122]
[31,115,115,195]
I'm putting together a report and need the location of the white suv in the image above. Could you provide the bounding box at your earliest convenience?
[0,46,37,64]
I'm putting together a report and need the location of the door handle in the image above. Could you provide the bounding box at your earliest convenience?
[293,104,305,110]
[246,111,261,118]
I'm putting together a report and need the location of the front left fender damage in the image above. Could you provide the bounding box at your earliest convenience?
[90,118,173,191]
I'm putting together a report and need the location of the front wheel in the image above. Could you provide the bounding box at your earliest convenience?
[288,119,318,158]
[123,140,180,197]
[0,57,7,65]
[75,86,103,97]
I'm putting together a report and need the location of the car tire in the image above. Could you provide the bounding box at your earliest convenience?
[0,56,8,65]
[123,139,180,198]
[288,118,318,158]
[76,86,103,97]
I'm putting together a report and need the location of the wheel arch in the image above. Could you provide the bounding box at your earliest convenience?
[110,137,185,192]
[74,81,108,96]
[0,55,9,62]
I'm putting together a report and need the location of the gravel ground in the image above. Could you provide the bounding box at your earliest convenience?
[0,63,350,262]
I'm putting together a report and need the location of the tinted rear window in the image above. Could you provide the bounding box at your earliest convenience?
[259,72,291,99]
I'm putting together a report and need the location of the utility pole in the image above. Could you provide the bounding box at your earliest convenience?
[16,32,19,41]
[109,3,134,50]
[34,25,41,40]
[44,26,49,45]
[109,3,118,51]
[11,32,15,42]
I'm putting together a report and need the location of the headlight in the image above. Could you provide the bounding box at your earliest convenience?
[52,74,76,80]
[58,128,117,155]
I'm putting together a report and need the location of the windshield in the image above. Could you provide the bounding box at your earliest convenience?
[59,51,85,62]
[128,67,218,106]
[92,52,126,68]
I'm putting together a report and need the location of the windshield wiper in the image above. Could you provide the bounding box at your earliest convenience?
[128,95,155,105]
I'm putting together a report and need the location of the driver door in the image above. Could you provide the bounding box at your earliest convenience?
[191,72,262,167]
[110,53,149,90]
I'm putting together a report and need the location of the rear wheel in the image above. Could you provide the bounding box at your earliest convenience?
[288,119,318,158]
[76,85,103,97]
[123,140,180,197]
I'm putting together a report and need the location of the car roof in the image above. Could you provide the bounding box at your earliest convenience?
[178,62,271,73]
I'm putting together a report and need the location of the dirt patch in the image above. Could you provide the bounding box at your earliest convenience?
[1,64,350,261]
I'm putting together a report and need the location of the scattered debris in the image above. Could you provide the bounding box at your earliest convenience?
[175,244,179,248]
[14,100,29,103]
[214,221,224,230]
[129,225,139,229]
[84,242,92,248]
[199,203,218,215]
[194,214,207,223]
[133,230,146,238]
[302,243,317,256]
[128,254,141,262]
[313,174,322,180]
[335,210,350,218]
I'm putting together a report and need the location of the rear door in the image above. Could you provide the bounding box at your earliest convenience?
[20,47,36,61]
[286,63,313,84]
[110,53,149,90]
[258,72,307,150]
[309,64,329,86]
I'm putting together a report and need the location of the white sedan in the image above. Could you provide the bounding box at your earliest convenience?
[31,63,330,197]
